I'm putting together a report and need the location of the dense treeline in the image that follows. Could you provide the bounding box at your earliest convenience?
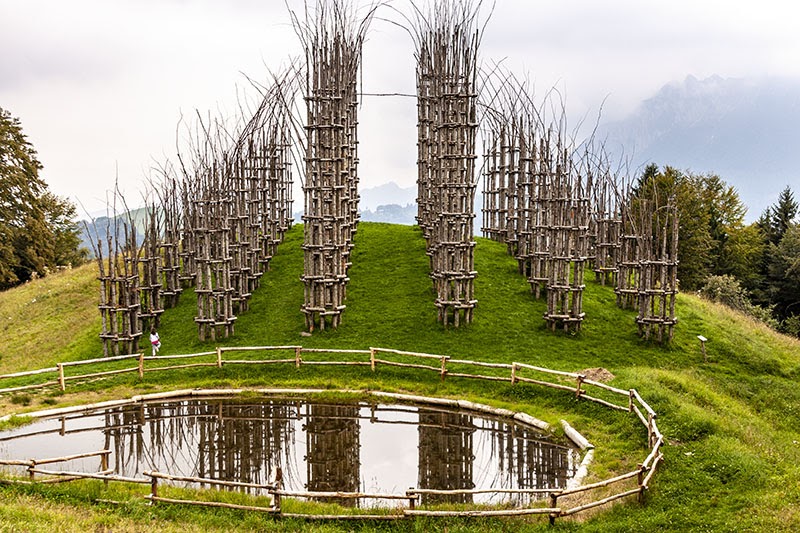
[638,164,799,336]
[0,108,87,290]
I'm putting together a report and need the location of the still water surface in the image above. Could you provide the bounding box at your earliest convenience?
[0,397,580,506]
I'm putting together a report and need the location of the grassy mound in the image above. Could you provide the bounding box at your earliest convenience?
[1,222,799,531]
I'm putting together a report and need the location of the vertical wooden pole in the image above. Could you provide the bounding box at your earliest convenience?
[576,375,585,399]
[138,351,144,379]
[150,473,158,505]
[369,348,376,372]
[273,466,283,513]
[549,492,559,525]
[295,347,302,369]
[101,451,109,487]
[57,363,65,392]
[637,464,645,503]
[216,347,223,369]
[407,489,416,511]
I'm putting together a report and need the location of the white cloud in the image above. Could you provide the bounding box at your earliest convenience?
[1,0,798,212]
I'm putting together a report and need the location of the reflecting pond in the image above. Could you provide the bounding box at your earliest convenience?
[0,397,581,506]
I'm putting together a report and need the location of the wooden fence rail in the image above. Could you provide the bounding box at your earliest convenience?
[0,345,663,522]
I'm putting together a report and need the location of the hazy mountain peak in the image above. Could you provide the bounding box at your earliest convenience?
[600,75,800,219]
[359,181,416,210]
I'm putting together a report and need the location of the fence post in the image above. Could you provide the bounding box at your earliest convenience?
[637,464,645,503]
[138,352,144,379]
[273,467,283,513]
[295,347,302,369]
[57,363,65,392]
[150,472,158,505]
[575,374,585,399]
[216,347,223,369]
[370,348,376,372]
[28,459,36,481]
[101,451,109,487]
[440,356,447,381]
[549,492,559,525]
[407,488,416,511]
[629,389,635,412]
[511,363,517,385]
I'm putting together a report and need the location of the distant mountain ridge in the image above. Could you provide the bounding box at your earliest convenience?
[359,182,416,211]
[600,75,800,219]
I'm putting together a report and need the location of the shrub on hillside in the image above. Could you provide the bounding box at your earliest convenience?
[781,314,800,338]
[700,275,779,329]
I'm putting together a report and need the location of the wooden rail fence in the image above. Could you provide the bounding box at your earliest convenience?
[0,346,663,522]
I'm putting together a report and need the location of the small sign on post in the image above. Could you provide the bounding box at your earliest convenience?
[697,335,708,362]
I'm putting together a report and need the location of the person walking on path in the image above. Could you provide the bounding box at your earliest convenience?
[149,326,161,356]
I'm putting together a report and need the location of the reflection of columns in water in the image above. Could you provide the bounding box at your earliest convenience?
[102,400,296,490]
[417,409,475,505]
[104,404,146,474]
[196,400,296,488]
[304,404,360,506]
[491,421,575,505]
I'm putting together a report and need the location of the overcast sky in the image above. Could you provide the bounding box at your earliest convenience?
[2,0,798,213]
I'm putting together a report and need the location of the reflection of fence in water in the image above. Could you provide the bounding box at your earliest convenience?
[418,409,475,505]
[304,404,360,507]
[103,400,298,491]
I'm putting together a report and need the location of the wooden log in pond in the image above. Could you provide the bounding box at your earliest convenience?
[560,420,593,450]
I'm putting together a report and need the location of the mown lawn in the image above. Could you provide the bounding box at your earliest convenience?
[1,222,799,531]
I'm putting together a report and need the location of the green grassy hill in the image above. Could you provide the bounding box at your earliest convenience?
[1,222,799,532]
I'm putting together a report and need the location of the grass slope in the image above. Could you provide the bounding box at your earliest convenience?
[1,222,799,532]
